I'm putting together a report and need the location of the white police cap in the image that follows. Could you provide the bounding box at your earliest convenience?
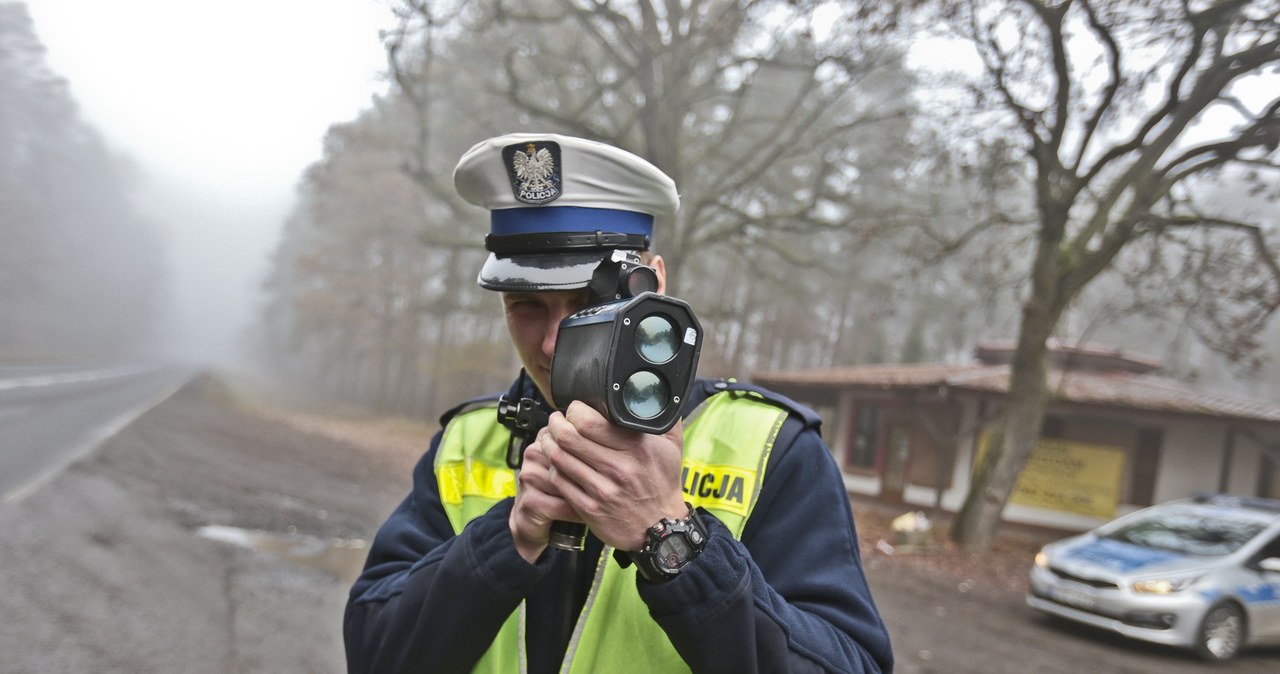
[453,133,679,292]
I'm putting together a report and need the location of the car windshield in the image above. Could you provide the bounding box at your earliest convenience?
[1101,508,1265,556]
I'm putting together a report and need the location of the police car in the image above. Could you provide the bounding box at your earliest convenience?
[1027,494,1280,661]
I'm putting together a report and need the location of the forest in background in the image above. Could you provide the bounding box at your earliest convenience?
[3,0,1276,429]
[250,0,1280,423]
[1,3,165,360]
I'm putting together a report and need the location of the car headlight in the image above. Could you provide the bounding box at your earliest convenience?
[1034,550,1049,568]
[1132,575,1201,594]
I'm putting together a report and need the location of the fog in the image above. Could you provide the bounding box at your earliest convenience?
[137,176,294,363]
[14,0,393,366]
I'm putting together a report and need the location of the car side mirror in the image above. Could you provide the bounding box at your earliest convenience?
[1259,557,1280,573]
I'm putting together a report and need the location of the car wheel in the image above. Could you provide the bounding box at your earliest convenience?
[1195,602,1244,662]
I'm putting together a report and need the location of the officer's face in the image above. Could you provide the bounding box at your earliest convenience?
[501,255,666,404]
[502,289,591,403]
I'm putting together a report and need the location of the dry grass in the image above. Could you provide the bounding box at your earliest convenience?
[852,501,1054,596]
[254,408,433,477]
[216,371,436,478]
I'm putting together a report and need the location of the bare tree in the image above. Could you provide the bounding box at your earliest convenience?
[877,0,1280,551]
[476,1,918,286]
[390,0,927,370]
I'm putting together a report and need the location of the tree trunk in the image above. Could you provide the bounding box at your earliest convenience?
[950,297,1056,551]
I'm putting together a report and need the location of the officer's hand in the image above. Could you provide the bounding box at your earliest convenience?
[510,429,580,564]
[541,401,687,552]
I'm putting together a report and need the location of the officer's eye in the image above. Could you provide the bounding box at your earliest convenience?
[504,296,543,314]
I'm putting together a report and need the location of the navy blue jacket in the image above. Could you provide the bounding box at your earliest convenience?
[345,377,893,673]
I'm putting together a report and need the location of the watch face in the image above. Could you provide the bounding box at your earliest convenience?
[656,534,692,570]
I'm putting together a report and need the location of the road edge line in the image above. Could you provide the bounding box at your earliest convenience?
[2,372,194,505]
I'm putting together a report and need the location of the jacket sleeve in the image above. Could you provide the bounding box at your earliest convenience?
[637,416,894,674]
[343,434,552,674]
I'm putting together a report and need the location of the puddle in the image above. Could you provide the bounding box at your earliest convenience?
[196,525,368,581]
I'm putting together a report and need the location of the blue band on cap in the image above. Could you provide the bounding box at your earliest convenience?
[491,206,653,237]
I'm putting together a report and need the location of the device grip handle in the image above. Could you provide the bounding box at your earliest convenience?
[548,521,586,551]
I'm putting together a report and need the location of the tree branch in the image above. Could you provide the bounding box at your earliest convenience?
[1069,0,1123,175]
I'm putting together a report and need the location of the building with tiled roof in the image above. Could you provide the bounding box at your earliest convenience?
[752,340,1280,532]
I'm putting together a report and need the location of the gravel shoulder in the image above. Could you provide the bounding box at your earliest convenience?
[0,373,428,674]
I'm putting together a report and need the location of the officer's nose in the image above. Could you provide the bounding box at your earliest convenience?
[541,304,575,359]
[542,318,560,360]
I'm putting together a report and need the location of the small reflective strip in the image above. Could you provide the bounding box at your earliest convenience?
[518,602,529,674]
[437,460,517,505]
[748,409,787,516]
[558,547,612,674]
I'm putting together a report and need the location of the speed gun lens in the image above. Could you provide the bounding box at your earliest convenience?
[623,370,668,419]
[635,315,679,364]
[550,292,701,435]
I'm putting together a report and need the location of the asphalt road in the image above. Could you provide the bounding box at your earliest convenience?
[0,363,190,502]
[872,554,1280,673]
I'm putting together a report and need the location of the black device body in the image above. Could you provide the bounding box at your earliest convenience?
[545,289,701,550]
[495,252,703,551]
[551,291,702,435]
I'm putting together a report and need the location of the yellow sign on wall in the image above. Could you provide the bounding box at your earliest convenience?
[977,433,1126,518]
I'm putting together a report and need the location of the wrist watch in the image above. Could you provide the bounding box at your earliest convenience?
[629,503,709,583]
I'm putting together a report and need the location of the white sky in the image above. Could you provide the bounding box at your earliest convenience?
[23,0,396,364]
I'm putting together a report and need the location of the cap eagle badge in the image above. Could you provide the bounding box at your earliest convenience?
[504,141,562,205]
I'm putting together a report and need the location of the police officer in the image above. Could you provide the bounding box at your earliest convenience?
[344,133,893,673]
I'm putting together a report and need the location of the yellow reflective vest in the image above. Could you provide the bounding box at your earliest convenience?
[434,390,790,674]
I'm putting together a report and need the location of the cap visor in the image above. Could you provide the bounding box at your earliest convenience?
[478,251,607,291]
